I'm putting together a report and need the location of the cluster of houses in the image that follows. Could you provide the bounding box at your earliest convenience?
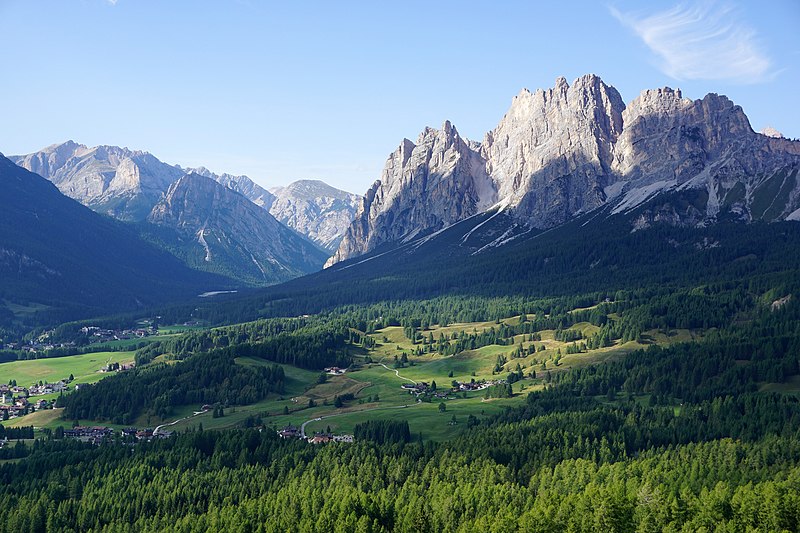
[453,379,495,392]
[59,426,172,445]
[400,379,500,399]
[1,384,57,420]
[400,381,451,400]
[63,426,114,444]
[100,361,135,373]
[80,325,154,344]
[0,324,157,354]
[0,340,75,353]
[277,425,353,444]
[324,366,346,375]
[27,380,70,396]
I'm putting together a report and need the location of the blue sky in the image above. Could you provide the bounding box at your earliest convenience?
[1,0,798,194]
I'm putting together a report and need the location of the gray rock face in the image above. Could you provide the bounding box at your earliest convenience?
[328,75,800,265]
[10,141,183,221]
[484,74,625,224]
[327,121,496,266]
[148,173,328,285]
[267,180,360,251]
[610,89,800,224]
[11,142,357,256]
[188,166,276,209]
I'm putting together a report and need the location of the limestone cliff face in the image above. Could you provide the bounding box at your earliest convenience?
[148,173,328,285]
[11,141,182,221]
[267,180,360,251]
[327,75,800,266]
[327,122,496,266]
[610,89,800,223]
[484,74,625,225]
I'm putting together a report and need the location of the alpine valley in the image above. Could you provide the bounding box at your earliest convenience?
[2,75,800,533]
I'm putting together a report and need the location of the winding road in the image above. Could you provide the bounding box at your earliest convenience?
[153,409,208,436]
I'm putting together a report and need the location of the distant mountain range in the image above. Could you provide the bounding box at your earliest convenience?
[10,141,360,284]
[327,74,800,266]
[10,141,183,221]
[146,173,328,285]
[0,154,231,324]
[6,74,800,327]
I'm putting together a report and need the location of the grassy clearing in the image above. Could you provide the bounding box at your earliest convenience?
[4,408,64,428]
[0,351,135,390]
[3,300,51,318]
[37,310,717,442]
[760,375,800,395]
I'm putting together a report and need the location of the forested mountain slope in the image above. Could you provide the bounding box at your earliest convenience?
[0,154,233,329]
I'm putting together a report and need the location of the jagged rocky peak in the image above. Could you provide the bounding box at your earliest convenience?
[484,74,625,221]
[328,74,800,266]
[326,120,495,266]
[761,126,784,139]
[148,172,217,227]
[612,88,800,194]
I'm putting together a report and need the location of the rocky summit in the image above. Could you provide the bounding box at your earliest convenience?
[10,141,184,221]
[267,180,361,251]
[328,75,800,266]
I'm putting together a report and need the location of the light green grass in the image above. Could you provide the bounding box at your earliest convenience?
[4,408,64,428]
[302,393,527,442]
[0,351,135,394]
[30,311,714,442]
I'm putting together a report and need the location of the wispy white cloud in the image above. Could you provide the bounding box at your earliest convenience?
[610,1,774,84]
[106,0,118,5]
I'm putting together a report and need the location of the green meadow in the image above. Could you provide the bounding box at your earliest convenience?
[0,351,135,396]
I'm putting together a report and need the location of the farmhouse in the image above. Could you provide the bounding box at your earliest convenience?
[277,425,301,439]
[308,432,332,444]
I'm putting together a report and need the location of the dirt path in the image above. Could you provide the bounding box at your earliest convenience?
[376,362,417,384]
[153,409,208,435]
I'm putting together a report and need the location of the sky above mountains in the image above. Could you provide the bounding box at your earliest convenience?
[1,0,797,194]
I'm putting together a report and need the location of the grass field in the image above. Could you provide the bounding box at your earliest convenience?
[4,408,64,428]
[0,351,135,397]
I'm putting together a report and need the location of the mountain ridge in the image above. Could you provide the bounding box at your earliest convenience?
[11,142,361,254]
[147,172,328,285]
[328,74,800,266]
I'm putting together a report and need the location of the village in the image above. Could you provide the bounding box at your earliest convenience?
[277,425,354,444]
[0,359,134,422]
[0,324,156,353]
[0,381,66,420]
[400,378,500,399]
